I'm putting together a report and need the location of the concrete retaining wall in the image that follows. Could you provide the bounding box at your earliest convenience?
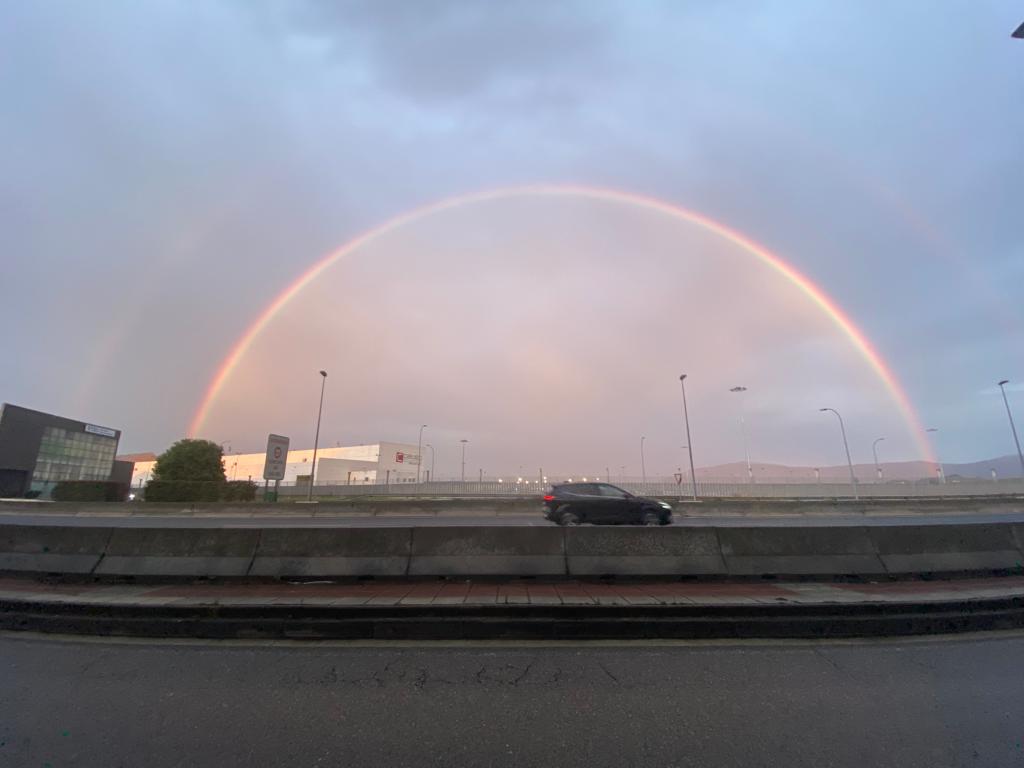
[1,521,1022,578]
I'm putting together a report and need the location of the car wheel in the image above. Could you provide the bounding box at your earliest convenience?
[642,512,661,526]
[560,509,580,526]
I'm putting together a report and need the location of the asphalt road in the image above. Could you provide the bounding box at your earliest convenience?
[1,510,1023,527]
[2,631,1023,767]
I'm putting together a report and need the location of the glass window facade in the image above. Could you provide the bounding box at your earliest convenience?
[32,426,117,488]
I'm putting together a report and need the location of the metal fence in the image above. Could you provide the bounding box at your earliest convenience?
[278,478,1024,499]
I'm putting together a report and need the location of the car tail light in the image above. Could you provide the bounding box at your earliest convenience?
[543,494,554,502]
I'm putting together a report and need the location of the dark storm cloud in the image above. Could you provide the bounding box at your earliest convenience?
[1,0,1021,463]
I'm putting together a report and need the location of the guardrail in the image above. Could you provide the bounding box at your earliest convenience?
[279,478,1024,499]
[3,520,1023,578]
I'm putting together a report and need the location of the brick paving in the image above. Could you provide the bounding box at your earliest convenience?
[2,574,1024,608]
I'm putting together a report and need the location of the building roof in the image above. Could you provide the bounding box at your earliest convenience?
[116,452,158,463]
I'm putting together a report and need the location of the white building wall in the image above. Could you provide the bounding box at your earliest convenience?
[129,442,421,487]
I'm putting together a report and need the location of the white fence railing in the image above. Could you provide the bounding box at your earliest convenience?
[277,478,1024,499]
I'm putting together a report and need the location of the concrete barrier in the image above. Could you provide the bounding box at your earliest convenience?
[408,527,565,576]
[95,529,260,576]
[565,528,725,575]
[869,524,1024,573]
[250,529,411,577]
[2,519,1024,578]
[718,527,886,575]
[0,524,111,574]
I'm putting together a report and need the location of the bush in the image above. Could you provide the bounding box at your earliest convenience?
[146,439,227,502]
[222,480,257,501]
[51,481,126,502]
[144,479,223,503]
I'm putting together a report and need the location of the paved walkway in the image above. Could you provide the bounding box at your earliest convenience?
[3,574,1024,608]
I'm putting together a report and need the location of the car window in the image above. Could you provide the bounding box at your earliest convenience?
[598,484,628,498]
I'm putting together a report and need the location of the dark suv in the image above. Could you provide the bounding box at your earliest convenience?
[542,483,673,526]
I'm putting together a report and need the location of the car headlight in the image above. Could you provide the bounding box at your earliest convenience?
[658,502,672,510]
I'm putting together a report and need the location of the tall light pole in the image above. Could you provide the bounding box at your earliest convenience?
[460,439,468,482]
[819,407,858,500]
[425,443,435,482]
[926,428,945,484]
[308,370,327,502]
[997,380,1024,476]
[416,424,427,483]
[872,437,886,483]
[640,436,647,487]
[679,374,698,501]
[729,386,753,483]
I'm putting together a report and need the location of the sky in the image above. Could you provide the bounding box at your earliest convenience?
[1,1,1022,477]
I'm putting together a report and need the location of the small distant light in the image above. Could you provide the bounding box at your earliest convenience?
[498,478,503,483]
[517,477,522,482]
[567,478,573,483]
[128,493,136,501]
[582,477,588,482]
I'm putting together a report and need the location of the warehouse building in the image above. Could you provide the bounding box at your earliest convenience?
[130,441,425,489]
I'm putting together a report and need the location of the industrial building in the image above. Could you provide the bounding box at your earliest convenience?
[0,403,127,498]
[130,441,425,489]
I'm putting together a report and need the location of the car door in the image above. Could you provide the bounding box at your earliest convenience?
[594,484,630,523]
[569,484,606,523]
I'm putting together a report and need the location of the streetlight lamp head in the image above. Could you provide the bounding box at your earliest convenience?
[319,370,327,377]
[926,428,938,433]
[999,379,1009,386]
[819,408,828,412]
[679,374,687,381]
[730,386,747,393]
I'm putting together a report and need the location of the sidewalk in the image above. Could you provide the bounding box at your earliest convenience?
[4,573,1024,608]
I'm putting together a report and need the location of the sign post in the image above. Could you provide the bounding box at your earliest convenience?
[262,434,290,502]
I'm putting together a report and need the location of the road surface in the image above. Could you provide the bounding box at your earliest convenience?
[2,631,1023,766]
[1,509,1023,527]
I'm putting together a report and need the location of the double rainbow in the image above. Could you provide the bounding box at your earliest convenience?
[188,184,934,461]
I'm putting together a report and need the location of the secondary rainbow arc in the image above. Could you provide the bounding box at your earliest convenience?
[187,184,935,462]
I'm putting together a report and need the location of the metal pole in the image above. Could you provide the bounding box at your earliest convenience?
[819,408,858,500]
[729,386,753,483]
[872,437,886,483]
[416,424,427,483]
[998,380,1024,476]
[425,443,435,483]
[925,428,946,484]
[307,370,327,501]
[460,439,468,482]
[680,375,698,502]
[640,436,647,488]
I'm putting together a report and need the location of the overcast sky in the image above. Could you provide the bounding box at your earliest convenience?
[2,1,1022,474]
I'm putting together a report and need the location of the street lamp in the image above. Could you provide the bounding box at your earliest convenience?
[308,370,327,501]
[640,436,647,487]
[925,428,946,484]
[416,424,427,483]
[997,380,1024,476]
[729,386,753,483]
[819,408,858,500]
[872,437,886,483]
[425,443,435,482]
[460,439,468,482]
[679,374,698,502]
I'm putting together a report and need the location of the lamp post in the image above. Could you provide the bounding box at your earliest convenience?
[819,407,858,500]
[460,439,468,482]
[640,436,647,488]
[729,386,753,483]
[679,374,698,502]
[997,380,1024,476]
[425,443,435,482]
[416,424,427,483]
[308,370,327,502]
[872,437,886,483]
[925,428,946,484]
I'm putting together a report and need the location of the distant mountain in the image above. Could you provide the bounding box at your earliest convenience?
[693,455,1022,481]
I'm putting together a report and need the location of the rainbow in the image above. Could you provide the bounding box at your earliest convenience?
[187,184,935,461]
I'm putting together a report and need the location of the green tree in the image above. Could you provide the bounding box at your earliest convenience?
[146,439,226,502]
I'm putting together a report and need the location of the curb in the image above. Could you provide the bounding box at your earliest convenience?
[3,595,1024,640]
